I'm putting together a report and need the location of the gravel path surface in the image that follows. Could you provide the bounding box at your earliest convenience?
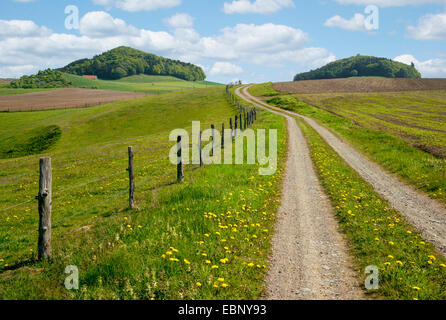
[238,85,446,258]
[236,86,364,300]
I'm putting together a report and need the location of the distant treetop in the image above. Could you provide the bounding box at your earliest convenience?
[58,46,206,82]
[293,55,421,81]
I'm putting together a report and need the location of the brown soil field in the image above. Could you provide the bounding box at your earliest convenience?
[273,78,446,94]
[0,79,14,84]
[0,88,148,112]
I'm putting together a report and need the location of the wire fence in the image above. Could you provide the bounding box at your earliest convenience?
[0,86,257,268]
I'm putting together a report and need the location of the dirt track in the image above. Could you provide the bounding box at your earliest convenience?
[238,85,446,258]
[0,88,148,112]
[236,86,364,300]
[274,78,446,94]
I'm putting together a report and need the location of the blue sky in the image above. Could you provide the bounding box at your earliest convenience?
[1,0,446,83]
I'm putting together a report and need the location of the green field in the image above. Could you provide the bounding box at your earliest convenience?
[0,74,221,96]
[250,84,446,205]
[64,74,221,94]
[0,87,286,299]
[0,87,54,96]
[295,91,446,158]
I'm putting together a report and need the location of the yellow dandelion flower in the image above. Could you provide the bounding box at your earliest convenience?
[412,286,421,291]
[211,265,219,269]
[184,259,191,265]
[221,283,229,288]
[217,278,225,282]
[196,282,202,287]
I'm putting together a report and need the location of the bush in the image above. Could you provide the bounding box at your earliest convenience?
[9,69,72,89]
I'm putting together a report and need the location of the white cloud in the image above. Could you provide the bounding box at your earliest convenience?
[80,11,140,37]
[93,0,181,12]
[324,13,368,31]
[0,20,51,38]
[223,0,295,14]
[165,13,194,28]
[0,14,334,81]
[407,12,446,40]
[333,0,446,7]
[395,54,446,77]
[210,62,243,75]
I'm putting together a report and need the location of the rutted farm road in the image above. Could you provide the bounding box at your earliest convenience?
[236,86,364,300]
[236,85,446,299]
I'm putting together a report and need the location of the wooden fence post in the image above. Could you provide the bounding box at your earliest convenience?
[230,118,233,140]
[177,136,184,182]
[199,131,203,168]
[221,123,225,149]
[235,115,238,136]
[128,146,135,209]
[38,157,52,261]
[211,124,215,156]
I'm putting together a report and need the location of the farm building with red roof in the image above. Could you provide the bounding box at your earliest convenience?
[83,75,98,80]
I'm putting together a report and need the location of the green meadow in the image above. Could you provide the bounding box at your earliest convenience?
[0,74,221,96]
[0,87,286,299]
[64,73,220,94]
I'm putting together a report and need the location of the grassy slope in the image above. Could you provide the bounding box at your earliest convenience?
[249,83,446,205]
[0,88,54,96]
[0,87,286,299]
[297,117,446,300]
[0,75,222,96]
[64,73,221,94]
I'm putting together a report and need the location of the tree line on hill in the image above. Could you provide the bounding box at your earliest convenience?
[9,69,72,89]
[59,46,206,81]
[294,55,421,81]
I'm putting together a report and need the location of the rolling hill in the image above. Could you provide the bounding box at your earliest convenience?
[294,55,421,81]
